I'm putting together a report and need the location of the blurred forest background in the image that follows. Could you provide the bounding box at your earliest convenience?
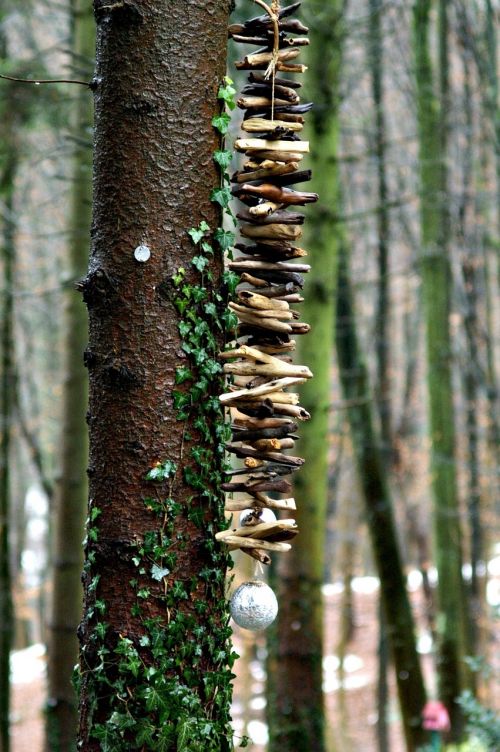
[0,0,498,751]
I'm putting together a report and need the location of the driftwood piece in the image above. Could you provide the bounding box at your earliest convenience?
[249,72,302,88]
[218,535,292,552]
[219,376,305,405]
[240,223,303,241]
[231,260,311,273]
[221,478,292,494]
[241,82,300,103]
[221,346,311,383]
[237,208,305,225]
[234,182,318,205]
[233,159,300,179]
[236,290,290,310]
[237,96,291,110]
[224,496,297,512]
[235,138,309,154]
[226,443,305,468]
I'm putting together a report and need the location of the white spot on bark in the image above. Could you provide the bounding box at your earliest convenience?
[134,244,151,263]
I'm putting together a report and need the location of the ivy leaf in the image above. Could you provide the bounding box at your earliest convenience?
[175,366,192,385]
[211,112,231,135]
[213,149,232,170]
[188,227,204,244]
[214,228,235,252]
[201,240,214,255]
[222,270,240,295]
[151,564,170,581]
[173,391,191,411]
[210,186,231,209]
[218,79,236,110]
[192,255,209,272]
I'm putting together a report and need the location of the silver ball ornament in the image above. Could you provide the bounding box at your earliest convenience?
[230,580,278,631]
[239,507,277,526]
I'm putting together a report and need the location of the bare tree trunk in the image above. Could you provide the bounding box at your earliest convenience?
[76,2,234,750]
[335,243,428,752]
[368,2,392,745]
[413,0,469,737]
[0,126,16,752]
[45,2,94,749]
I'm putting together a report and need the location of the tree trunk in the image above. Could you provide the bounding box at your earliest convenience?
[45,2,94,749]
[76,2,233,750]
[268,3,345,750]
[0,111,17,752]
[368,3,392,745]
[413,0,469,737]
[335,244,428,751]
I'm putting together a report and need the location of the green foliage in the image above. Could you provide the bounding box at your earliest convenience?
[457,692,500,751]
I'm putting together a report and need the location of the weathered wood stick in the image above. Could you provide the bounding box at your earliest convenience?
[221,478,292,494]
[236,290,290,310]
[239,272,270,288]
[236,245,307,260]
[238,282,301,297]
[237,48,301,67]
[242,390,300,405]
[253,437,295,450]
[230,306,293,333]
[290,321,311,334]
[242,83,300,103]
[246,340,297,354]
[235,138,309,154]
[231,259,311,273]
[244,102,313,117]
[233,415,298,429]
[237,96,291,110]
[240,223,303,241]
[241,548,272,565]
[218,535,292,552]
[265,169,312,187]
[234,182,318,205]
[242,150,305,163]
[249,72,302,88]
[224,496,297,512]
[229,301,293,321]
[217,520,298,541]
[221,344,312,378]
[276,63,307,73]
[237,209,305,225]
[248,202,283,216]
[219,376,305,404]
[235,159,300,179]
[226,444,305,467]
[224,360,311,378]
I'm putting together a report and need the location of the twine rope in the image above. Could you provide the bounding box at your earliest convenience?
[252,0,280,120]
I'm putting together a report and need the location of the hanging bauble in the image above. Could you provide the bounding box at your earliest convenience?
[230,580,278,631]
[239,507,277,526]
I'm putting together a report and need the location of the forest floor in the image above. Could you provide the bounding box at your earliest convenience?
[11,575,500,752]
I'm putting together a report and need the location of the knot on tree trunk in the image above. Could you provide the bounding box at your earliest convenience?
[94,1,143,27]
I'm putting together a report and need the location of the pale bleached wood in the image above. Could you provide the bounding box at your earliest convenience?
[241,118,303,134]
[224,496,297,512]
[219,376,305,404]
[217,535,292,552]
[235,138,309,153]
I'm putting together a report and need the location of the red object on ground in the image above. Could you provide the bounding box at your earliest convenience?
[422,700,451,732]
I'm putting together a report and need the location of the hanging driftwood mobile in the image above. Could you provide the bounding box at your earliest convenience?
[216,0,316,630]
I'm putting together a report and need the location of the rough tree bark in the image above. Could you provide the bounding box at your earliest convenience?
[268,2,345,750]
[45,2,94,749]
[413,0,469,737]
[77,2,234,750]
[335,244,428,751]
